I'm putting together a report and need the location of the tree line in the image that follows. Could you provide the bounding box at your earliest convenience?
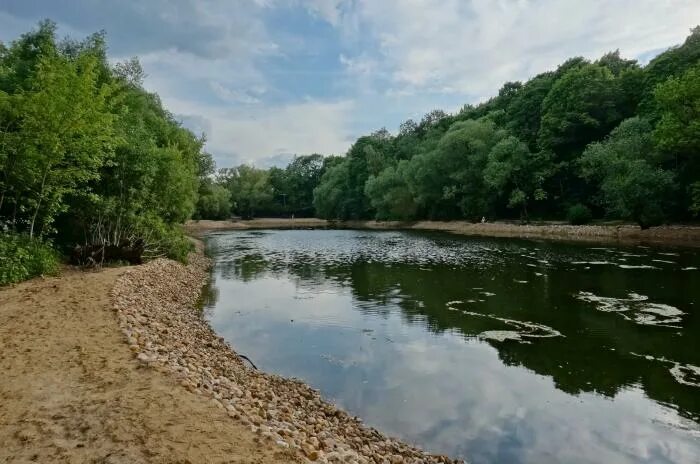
[209,27,700,229]
[2,22,699,283]
[1,21,212,282]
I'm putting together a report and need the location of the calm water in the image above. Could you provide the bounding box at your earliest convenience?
[203,229,700,464]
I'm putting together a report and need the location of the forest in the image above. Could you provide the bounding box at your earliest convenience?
[208,27,700,230]
[2,22,700,284]
[0,21,212,283]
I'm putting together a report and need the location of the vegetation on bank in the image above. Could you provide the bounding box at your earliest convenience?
[2,22,700,283]
[205,28,700,229]
[0,232,58,285]
[0,21,213,282]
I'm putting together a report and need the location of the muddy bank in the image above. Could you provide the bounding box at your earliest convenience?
[186,219,700,247]
[112,243,459,464]
[0,265,294,464]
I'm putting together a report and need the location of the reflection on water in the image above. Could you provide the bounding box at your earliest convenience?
[204,230,700,464]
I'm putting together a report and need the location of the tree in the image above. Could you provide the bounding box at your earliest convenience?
[483,137,553,220]
[313,160,352,219]
[654,63,700,215]
[505,72,556,150]
[365,163,417,220]
[539,63,627,158]
[580,118,675,228]
[16,52,115,237]
[400,119,506,220]
[219,165,273,218]
[640,26,700,115]
[196,181,231,220]
[281,154,326,216]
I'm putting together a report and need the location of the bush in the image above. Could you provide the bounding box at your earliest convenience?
[567,204,593,225]
[0,232,60,285]
[132,215,193,263]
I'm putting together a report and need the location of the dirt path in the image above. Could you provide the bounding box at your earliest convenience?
[0,268,298,464]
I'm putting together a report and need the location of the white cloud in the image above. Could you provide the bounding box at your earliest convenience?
[333,0,700,100]
[165,95,355,167]
[209,82,262,105]
[2,0,698,168]
[301,0,346,26]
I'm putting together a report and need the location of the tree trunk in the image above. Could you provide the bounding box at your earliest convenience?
[29,167,50,239]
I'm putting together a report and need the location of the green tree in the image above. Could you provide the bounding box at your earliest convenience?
[539,63,627,158]
[580,118,675,228]
[196,181,231,220]
[654,64,700,215]
[16,52,115,237]
[504,72,556,150]
[483,136,553,220]
[365,162,417,220]
[219,165,273,218]
[313,160,352,219]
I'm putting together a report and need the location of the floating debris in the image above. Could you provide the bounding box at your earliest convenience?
[462,310,563,343]
[445,300,562,343]
[630,353,700,388]
[572,261,613,265]
[575,291,684,328]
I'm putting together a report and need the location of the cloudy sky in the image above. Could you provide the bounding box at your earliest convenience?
[1,1,699,168]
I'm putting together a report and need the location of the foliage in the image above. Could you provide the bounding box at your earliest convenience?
[484,137,552,220]
[132,215,193,262]
[3,21,700,277]
[306,27,700,225]
[218,165,273,218]
[195,181,231,220]
[566,204,593,225]
[313,160,352,219]
[580,118,676,228]
[0,232,59,285]
[0,22,210,273]
[365,163,416,220]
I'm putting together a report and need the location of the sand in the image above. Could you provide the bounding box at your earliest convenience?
[0,267,299,464]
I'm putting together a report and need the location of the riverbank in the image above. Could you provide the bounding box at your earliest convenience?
[1,245,458,463]
[113,241,459,463]
[0,264,295,463]
[185,219,700,247]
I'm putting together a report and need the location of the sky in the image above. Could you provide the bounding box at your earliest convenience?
[1,1,699,168]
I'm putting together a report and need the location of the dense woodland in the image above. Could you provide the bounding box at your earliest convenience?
[0,22,211,283]
[209,27,700,229]
[1,22,700,283]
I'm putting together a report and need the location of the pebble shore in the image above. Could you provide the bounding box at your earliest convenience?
[110,246,461,464]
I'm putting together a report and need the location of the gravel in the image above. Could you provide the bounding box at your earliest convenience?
[111,246,462,464]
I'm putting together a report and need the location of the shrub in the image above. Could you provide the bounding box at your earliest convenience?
[567,204,593,225]
[0,232,60,285]
[132,215,193,263]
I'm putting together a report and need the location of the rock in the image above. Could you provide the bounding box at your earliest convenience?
[110,247,457,464]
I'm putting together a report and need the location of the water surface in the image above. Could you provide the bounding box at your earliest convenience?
[204,229,700,464]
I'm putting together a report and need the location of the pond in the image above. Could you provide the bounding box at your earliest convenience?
[203,229,700,464]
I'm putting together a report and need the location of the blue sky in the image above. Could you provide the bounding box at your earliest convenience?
[1,1,699,168]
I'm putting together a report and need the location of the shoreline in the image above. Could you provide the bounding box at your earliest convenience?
[0,263,295,463]
[112,240,460,463]
[185,219,700,247]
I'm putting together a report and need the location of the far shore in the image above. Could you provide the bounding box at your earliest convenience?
[185,218,700,247]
